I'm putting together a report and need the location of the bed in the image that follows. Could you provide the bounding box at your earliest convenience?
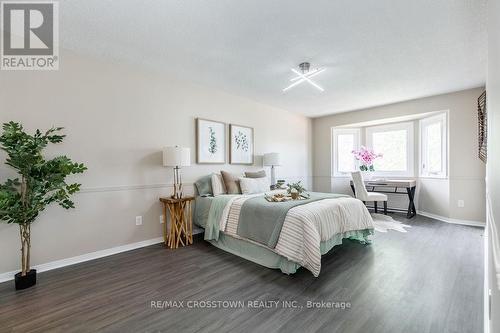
[194,191,374,277]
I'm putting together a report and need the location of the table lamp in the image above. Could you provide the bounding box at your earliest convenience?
[163,146,191,199]
[263,152,281,188]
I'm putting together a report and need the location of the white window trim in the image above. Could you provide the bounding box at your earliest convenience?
[331,128,361,177]
[419,112,448,178]
[365,122,415,177]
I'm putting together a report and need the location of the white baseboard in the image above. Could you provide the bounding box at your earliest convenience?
[484,225,490,333]
[0,237,164,283]
[417,210,485,227]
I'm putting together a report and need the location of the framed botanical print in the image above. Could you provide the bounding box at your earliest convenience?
[229,124,254,165]
[196,118,226,164]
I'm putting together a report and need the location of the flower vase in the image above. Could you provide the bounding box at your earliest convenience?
[362,170,374,181]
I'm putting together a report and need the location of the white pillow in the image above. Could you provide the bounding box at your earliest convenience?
[239,177,270,194]
[211,173,226,196]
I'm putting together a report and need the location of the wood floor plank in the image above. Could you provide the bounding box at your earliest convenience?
[0,214,484,333]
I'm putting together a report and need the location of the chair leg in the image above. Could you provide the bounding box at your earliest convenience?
[374,201,378,213]
[383,201,387,215]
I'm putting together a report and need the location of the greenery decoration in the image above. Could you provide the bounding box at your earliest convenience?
[286,181,307,195]
[234,131,249,152]
[359,164,375,172]
[208,127,217,154]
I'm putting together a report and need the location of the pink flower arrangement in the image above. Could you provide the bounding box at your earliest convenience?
[351,146,383,171]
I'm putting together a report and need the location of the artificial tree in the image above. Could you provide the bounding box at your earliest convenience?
[0,122,86,289]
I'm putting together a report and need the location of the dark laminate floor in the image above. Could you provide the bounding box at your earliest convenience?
[0,214,484,333]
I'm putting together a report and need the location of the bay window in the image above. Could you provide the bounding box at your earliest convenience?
[365,122,414,177]
[420,113,447,178]
[332,114,447,179]
[332,128,360,177]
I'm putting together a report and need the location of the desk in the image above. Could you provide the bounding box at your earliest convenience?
[350,179,417,218]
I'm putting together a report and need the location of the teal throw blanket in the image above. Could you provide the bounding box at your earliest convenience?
[237,192,347,248]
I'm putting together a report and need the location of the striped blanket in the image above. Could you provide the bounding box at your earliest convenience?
[237,192,347,248]
[206,192,374,277]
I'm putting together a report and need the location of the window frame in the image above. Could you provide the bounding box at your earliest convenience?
[365,122,415,177]
[419,112,448,178]
[331,128,361,177]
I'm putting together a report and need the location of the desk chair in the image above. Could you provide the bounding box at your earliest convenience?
[351,171,388,215]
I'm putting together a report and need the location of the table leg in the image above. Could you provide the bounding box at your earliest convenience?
[406,186,417,218]
[183,201,188,245]
[175,204,186,248]
[163,203,168,245]
[411,186,417,216]
[188,201,193,244]
[167,204,176,248]
[166,204,171,248]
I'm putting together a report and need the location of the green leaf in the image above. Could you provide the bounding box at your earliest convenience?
[0,122,86,226]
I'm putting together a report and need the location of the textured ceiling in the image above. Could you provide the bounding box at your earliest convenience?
[60,0,487,117]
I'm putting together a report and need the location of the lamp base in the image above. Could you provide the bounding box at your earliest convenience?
[171,183,183,199]
[171,166,183,199]
[270,165,276,187]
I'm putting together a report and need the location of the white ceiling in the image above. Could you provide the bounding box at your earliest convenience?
[60,0,487,117]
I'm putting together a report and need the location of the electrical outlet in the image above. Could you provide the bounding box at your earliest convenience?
[457,200,465,208]
[135,216,143,226]
[160,215,164,224]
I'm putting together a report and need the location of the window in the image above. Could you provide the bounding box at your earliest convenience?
[366,122,414,177]
[332,128,360,177]
[420,113,447,178]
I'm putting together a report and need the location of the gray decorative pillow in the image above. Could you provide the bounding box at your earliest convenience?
[211,173,226,196]
[244,170,266,178]
[221,170,242,194]
[194,175,213,197]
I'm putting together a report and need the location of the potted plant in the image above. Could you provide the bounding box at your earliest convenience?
[351,146,382,179]
[286,181,307,200]
[0,122,86,290]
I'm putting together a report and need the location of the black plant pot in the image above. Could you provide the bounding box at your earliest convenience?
[15,269,37,290]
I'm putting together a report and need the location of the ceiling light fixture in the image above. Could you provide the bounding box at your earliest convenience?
[283,62,325,92]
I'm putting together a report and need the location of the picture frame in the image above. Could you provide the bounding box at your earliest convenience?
[196,118,226,164]
[229,124,254,165]
[477,91,487,163]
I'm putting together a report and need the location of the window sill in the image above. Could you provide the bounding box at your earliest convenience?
[419,175,448,180]
[332,174,418,179]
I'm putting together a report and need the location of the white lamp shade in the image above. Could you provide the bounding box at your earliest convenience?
[263,153,281,166]
[163,146,191,167]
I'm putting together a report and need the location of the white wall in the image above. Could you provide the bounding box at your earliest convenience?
[0,50,312,275]
[487,0,500,330]
[312,88,486,222]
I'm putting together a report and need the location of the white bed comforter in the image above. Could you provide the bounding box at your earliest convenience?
[217,195,374,276]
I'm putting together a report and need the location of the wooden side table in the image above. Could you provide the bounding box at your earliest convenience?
[159,196,194,249]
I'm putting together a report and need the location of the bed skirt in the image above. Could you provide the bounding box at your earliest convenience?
[208,229,372,275]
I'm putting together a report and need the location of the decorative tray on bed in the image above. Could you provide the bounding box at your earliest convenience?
[264,192,310,202]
